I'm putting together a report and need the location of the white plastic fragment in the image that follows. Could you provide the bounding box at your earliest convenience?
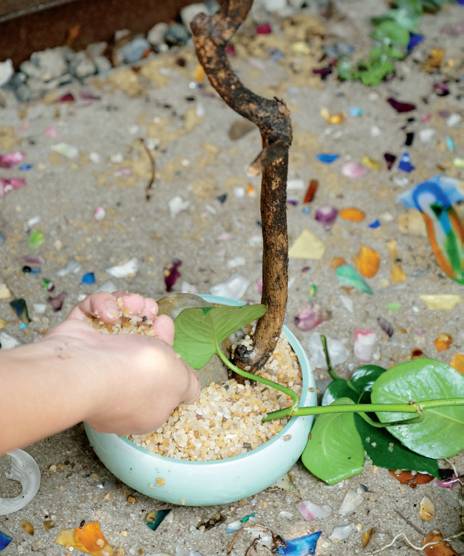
[0,283,12,300]
[353,329,377,361]
[419,128,436,143]
[106,258,139,278]
[26,216,41,229]
[33,303,47,315]
[308,333,349,370]
[278,510,294,520]
[57,260,81,276]
[0,450,41,515]
[297,499,332,521]
[210,275,250,299]
[339,294,353,313]
[94,207,106,220]
[0,332,20,350]
[89,152,101,163]
[98,281,118,293]
[169,196,190,218]
[226,519,242,534]
[227,256,245,269]
[0,59,14,87]
[447,113,461,127]
[287,179,305,190]
[51,143,79,159]
[329,523,354,541]
[338,489,364,516]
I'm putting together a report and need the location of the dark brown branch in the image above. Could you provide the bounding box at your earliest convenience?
[191,0,292,369]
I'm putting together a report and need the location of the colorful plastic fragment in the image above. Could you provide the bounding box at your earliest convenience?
[368,219,381,229]
[434,333,452,352]
[354,245,380,278]
[389,470,434,488]
[81,272,96,285]
[9,298,31,322]
[335,264,373,294]
[48,292,66,312]
[341,161,368,179]
[407,33,424,52]
[28,229,44,249]
[353,329,376,361]
[303,180,318,203]
[106,258,139,278]
[256,22,272,34]
[145,509,171,531]
[398,151,415,173]
[0,177,27,198]
[315,206,338,228]
[297,500,331,521]
[384,152,397,170]
[316,153,339,164]
[55,521,113,556]
[276,531,321,556]
[0,531,12,551]
[450,353,464,374]
[387,97,416,113]
[377,316,394,338]
[0,151,25,168]
[289,230,325,260]
[339,208,365,222]
[422,531,458,556]
[294,303,330,331]
[164,259,182,292]
[399,176,464,284]
[320,108,345,124]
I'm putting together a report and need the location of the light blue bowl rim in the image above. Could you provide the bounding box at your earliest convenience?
[115,294,316,466]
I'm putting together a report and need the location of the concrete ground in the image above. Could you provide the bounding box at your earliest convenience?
[1,1,464,554]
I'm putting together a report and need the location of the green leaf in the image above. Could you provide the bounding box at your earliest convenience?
[173,304,266,369]
[354,415,440,477]
[349,365,386,402]
[372,358,464,458]
[301,398,365,485]
[372,20,410,47]
[323,379,357,405]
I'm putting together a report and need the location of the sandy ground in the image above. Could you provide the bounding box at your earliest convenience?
[1,1,464,554]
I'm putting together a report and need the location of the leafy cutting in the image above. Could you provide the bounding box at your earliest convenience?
[174,304,298,405]
[174,303,464,485]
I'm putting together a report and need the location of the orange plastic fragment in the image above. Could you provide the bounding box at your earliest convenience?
[303,179,319,203]
[434,333,452,352]
[450,353,464,374]
[354,245,381,278]
[389,470,434,488]
[339,207,366,222]
[56,522,113,556]
[330,256,346,269]
[361,528,375,548]
[320,108,345,124]
[423,531,458,556]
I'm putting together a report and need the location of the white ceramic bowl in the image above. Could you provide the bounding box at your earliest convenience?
[85,295,316,506]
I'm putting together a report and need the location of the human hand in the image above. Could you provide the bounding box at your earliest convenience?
[45,292,200,435]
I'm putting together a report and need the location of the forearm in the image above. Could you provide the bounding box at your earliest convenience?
[0,339,102,453]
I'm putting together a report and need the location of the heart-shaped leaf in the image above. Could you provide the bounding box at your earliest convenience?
[354,415,440,477]
[372,358,464,458]
[322,379,357,405]
[349,365,385,402]
[301,398,365,485]
[173,304,266,369]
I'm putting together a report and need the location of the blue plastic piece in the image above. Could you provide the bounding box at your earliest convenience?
[81,272,96,285]
[0,530,12,551]
[349,107,363,117]
[407,33,424,52]
[368,219,381,229]
[316,153,339,164]
[398,151,415,173]
[277,531,321,555]
[19,163,33,171]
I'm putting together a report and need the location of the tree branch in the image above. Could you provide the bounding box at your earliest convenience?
[191,0,292,369]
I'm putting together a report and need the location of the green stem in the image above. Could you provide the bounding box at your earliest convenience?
[321,335,342,381]
[216,344,299,406]
[357,411,423,429]
[263,398,464,422]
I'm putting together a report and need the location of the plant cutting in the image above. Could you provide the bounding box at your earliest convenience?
[85,0,314,506]
[85,0,464,504]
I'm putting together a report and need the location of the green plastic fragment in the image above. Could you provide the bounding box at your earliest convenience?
[28,229,44,249]
[335,264,373,294]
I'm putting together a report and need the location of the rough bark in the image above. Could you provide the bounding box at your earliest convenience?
[191,0,292,369]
